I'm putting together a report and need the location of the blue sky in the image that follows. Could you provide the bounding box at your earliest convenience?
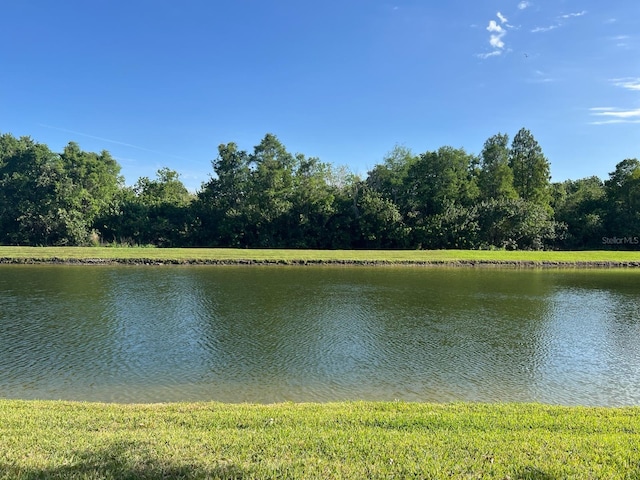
[1,1,638,191]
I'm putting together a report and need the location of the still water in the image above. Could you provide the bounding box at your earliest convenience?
[1,265,639,405]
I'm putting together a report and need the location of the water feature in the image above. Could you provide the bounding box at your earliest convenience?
[1,265,639,405]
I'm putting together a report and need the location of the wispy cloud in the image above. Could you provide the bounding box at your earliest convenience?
[477,50,502,59]
[527,69,555,83]
[518,1,531,10]
[612,78,640,91]
[611,35,630,48]
[531,25,558,33]
[532,10,587,33]
[592,108,640,119]
[590,108,640,124]
[590,79,640,124]
[560,11,587,19]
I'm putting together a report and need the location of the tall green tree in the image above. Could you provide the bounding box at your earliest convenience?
[509,128,551,206]
[478,133,517,201]
[196,142,252,246]
[245,134,297,246]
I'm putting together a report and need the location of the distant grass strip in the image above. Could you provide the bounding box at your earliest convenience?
[0,400,639,479]
[0,246,640,266]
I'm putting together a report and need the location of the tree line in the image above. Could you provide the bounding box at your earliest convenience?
[1,129,638,249]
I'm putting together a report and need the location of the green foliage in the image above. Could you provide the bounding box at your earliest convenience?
[197,134,348,248]
[195,142,252,246]
[478,133,517,201]
[246,134,297,246]
[0,134,87,245]
[552,177,606,248]
[411,203,477,249]
[476,198,558,250]
[97,170,194,247]
[0,128,635,250]
[133,169,194,246]
[405,146,479,218]
[60,142,123,222]
[367,144,416,209]
[509,128,552,207]
[354,185,408,248]
[289,156,337,247]
[604,159,640,240]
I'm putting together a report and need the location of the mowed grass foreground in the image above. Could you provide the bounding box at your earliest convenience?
[1,400,639,479]
[1,246,640,266]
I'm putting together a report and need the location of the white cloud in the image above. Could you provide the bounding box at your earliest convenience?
[560,11,587,19]
[590,78,640,124]
[590,107,640,124]
[487,20,504,33]
[490,34,505,49]
[612,78,640,91]
[532,11,586,33]
[591,108,640,118]
[590,119,640,125]
[531,25,558,33]
[479,13,509,58]
[476,50,502,59]
[518,1,530,10]
[611,35,630,48]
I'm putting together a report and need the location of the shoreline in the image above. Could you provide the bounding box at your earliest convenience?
[2,256,640,268]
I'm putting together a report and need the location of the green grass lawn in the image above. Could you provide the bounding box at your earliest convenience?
[1,400,638,479]
[1,246,640,265]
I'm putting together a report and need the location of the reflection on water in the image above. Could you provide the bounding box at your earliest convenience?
[1,265,639,405]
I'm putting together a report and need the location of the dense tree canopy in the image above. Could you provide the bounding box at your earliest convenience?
[0,129,637,250]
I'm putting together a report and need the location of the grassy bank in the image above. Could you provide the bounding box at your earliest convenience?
[1,246,640,266]
[1,400,639,479]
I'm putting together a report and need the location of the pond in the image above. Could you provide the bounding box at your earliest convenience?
[1,265,639,406]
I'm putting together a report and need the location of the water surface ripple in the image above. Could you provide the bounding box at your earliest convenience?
[1,265,639,405]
